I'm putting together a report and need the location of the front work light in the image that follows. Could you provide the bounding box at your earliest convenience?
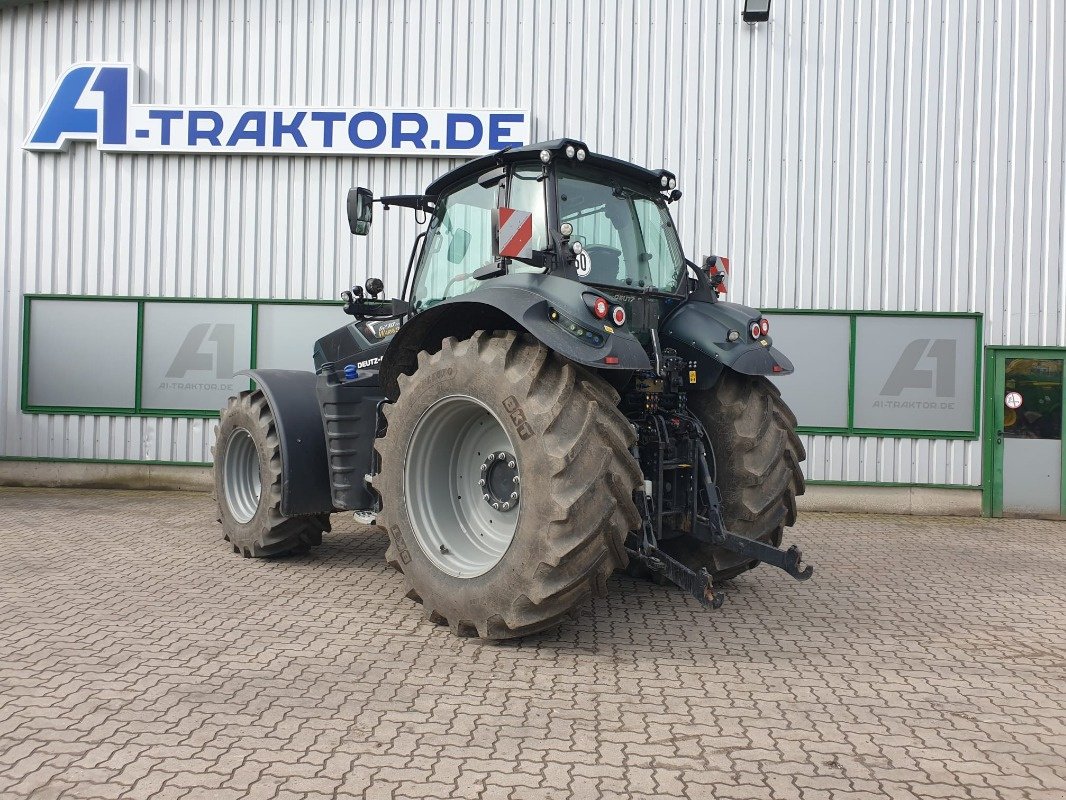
[539,149,552,163]
[576,149,587,161]
[565,144,576,158]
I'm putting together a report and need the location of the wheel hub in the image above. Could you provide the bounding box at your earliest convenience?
[223,427,261,524]
[404,395,522,578]
[479,451,519,511]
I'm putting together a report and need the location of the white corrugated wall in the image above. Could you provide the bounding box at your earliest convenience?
[1,0,1064,483]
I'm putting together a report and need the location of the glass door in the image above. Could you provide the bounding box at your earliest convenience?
[987,349,1066,518]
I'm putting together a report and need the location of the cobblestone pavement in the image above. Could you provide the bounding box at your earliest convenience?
[0,488,1063,800]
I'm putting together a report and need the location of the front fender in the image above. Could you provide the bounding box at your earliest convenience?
[659,300,793,389]
[381,272,651,398]
[236,369,334,516]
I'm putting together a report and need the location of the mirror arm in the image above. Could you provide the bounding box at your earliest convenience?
[377,194,433,212]
[473,261,506,281]
[686,258,717,303]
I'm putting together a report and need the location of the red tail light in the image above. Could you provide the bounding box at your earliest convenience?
[603,355,620,365]
[750,321,761,339]
[592,296,609,319]
[760,318,769,335]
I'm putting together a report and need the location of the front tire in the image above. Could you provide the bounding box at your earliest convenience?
[375,331,642,640]
[213,390,330,557]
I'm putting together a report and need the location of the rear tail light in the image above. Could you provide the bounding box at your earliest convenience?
[592,296,609,319]
[603,355,620,365]
[612,306,626,326]
[760,318,770,335]
[750,321,762,339]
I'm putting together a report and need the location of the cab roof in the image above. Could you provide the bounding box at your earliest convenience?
[423,138,675,199]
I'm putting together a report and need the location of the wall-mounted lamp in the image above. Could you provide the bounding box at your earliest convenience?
[742,0,772,23]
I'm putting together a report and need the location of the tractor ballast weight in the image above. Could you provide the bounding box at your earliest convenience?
[213,137,812,639]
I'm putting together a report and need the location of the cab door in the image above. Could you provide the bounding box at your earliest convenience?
[986,348,1066,518]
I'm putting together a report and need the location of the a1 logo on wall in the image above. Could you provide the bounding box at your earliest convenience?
[166,324,235,380]
[139,303,252,412]
[851,316,977,433]
[24,63,529,157]
[880,339,957,398]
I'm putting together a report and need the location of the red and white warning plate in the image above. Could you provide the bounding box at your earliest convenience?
[496,207,534,259]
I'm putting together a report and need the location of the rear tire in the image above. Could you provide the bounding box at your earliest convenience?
[375,331,642,640]
[661,371,805,580]
[213,390,330,557]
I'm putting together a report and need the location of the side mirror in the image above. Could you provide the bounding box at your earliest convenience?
[347,187,374,236]
[704,255,729,294]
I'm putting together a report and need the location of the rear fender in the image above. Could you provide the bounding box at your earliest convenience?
[659,300,794,390]
[380,272,651,398]
[237,369,334,516]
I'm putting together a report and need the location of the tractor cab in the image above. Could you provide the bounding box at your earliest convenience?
[349,139,693,328]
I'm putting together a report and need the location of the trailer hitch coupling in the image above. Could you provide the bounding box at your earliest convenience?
[707,529,814,581]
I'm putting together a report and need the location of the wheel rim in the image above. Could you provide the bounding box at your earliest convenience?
[404,395,521,578]
[223,428,262,524]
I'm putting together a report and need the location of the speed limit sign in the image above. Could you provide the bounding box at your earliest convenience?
[1004,391,1023,409]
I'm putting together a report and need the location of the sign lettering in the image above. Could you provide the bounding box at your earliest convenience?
[25,64,529,157]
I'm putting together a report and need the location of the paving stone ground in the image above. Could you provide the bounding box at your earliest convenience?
[0,487,1063,800]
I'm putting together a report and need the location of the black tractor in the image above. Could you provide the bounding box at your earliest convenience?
[214,138,811,640]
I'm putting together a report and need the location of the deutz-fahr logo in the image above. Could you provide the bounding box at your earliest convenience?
[24,63,529,157]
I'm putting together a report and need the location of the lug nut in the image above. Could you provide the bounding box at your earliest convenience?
[507,460,516,469]
[483,493,490,501]
[513,476,520,484]
[492,502,500,510]
[502,502,511,511]
[487,453,495,462]
[478,478,486,487]
[510,492,519,500]
[480,463,487,472]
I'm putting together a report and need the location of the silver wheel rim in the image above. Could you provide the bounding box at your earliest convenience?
[404,395,521,578]
[223,428,262,524]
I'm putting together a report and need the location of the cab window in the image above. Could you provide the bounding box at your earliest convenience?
[410,180,496,309]
[557,166,684,292]
[507,167,549,271]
